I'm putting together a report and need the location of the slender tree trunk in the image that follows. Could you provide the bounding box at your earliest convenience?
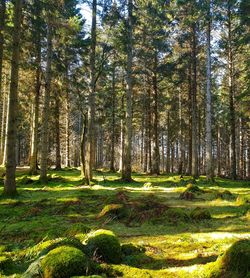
[151,52,160,175]
[110,65,116,172]
[65,68,70,167]
[0,74,7,164]
[191,23,198,178]
[4,0,23,196]
[40,22,52,183]
[122,0,133,181]
[0,0,6,144]
[205,0,213,180]
[55,91,61,170]
[30,4,41,174]
[119,95,125,173]
[227,2,237,180]
[85,0,97,184]
[80,114,87,177]
[166,112,170,173]
[178,90,183,174]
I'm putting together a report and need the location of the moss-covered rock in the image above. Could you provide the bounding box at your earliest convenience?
[190,207,211,220]
[209,239,250,278]
[41,246,89,278]
[215,190,234,200]
[66,223,91,237]
[236,195,250,205]
[97,203,129,220]
[84,229,121,264]
[33,237,86,259]
[122,253,152,267]
[121,243,146,256]
[165,207,190,222]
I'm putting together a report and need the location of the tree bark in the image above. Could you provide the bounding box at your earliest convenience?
[227,1,237,180]
[151,52,160,175]
[4,0,23,196]
[191,23,198,179]
[110,65,116,172]
[85,0,97,184]
[55,91,61,170]
[30,1,41,174]
[122,0,133,181]
[40,22,52,183]
[205,0,213,180]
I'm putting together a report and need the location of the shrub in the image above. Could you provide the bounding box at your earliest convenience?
[186,184,203,193]
[190,207,211,220]
[215,190,234,200]
[209,239,250,278]
[41,246,89,278]
[66,223,91,237]
[179,191,195,200]
[84,229,121,264]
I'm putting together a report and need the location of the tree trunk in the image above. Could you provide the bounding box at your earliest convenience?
[30,2,41,174]
[85,0,97,184]
[0,0,6,143]
[227,2,237,180]
[122,0,133,181]
[4,0,23,196]
[151,52,160,175]
[191,23,198,178]
[40,22,52,183]
[205,0,213,180]
[65,69,70,167]
[119,95,125,173]
[110,65,116,172]
[55,91,61,170]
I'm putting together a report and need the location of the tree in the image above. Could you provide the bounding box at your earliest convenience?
[4,0,23,195]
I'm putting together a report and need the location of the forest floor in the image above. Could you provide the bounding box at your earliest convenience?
[0,168,249,277]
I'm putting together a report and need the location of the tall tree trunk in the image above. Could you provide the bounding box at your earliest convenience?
[80,114,87,177]
[0,74,7,164]
[227,2,237,180]
[217,125,221,176]
[119,95,125,173]
[191,23,198,178]
[0,0,6,144]
[151,52,160,175]
[110,65,116,172]
[4,0,23,196]
[205,0,213,180]
[30,2,41,174]
[55,91,61,170]
[166,111,170,173]
[40,22,52,183]
[122,0,133,181]
[65,69,70,167]
[85,0,96,184]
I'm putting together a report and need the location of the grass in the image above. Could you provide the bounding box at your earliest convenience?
[0,167,249,277]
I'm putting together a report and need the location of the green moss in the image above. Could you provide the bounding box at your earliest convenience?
[66,223,91,236]
[121,243,146,256]
[209,239,250,278]
[236,195,250,205]
[97,203,129,220]
[186,183,203,193]
[190,207,211,220]
[0,255,11,270]
[215,190,234,200]
[36,237,85,258]
[164,208,190,222]
[84,229,121,264]
[143,182,154,188]
[122,253,152,267]
[41,246,89,278]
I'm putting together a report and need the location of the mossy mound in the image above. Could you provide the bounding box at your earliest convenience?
[97,203,129,220]
[0,255,11,270]
[236,195,250,205]
[179,184,203,200]
[66,223,91,237]
[84,229,121,264]
[164,207,190,222]
[209,239,250,278]
[143,182,155,188]
[179,191,195,200]
[127,194,169,225]
[190,207,211,220]
[29,237,86,259]
[122,253,152,268]
[121,243,146,256]
[41,246,89,278]
[18,175,34,185]
[215,190,234,200]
